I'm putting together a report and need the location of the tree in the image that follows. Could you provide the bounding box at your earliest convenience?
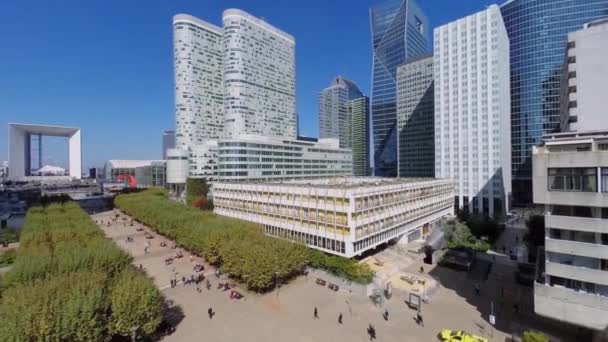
[186,178,209,206]
[109,270,162,337]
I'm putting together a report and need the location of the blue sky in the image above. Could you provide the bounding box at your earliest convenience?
[0,0,497,169]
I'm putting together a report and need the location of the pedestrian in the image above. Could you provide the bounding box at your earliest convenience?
[182,276,186,287]
[314,307,319,319]
[474,283,480,296]
[383,309,389,321]
[139,264,143,270]
[206,279,211,290]
[208,307,214,319]
[338,313,343,324]
[367,324,376,340]
[417,312,424,327]
[419,266,424,273]
[515,236,519,243]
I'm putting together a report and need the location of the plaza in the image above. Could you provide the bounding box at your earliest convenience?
[93,210,577,342]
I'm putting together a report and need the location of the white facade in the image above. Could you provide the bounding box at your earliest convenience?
[532,131,608,332]
[433,5,511,217]
[222,9,297,140]
[162,130,175,160]
[560,18,608,133]
[214,177,454,257]
[166,148,189,184]
[217,134,352,181]
[8,123,81,181]
[173,14,224,180]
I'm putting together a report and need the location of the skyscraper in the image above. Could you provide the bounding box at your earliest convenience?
[319,76,364,148]
[396,55,434,178]
[434,5,511,217]
[173,14,223,179]
[370,0,429,177]
[222,9,297,140]
[500,0,608,205]
[162,130,175,160]
[347,96,370,176]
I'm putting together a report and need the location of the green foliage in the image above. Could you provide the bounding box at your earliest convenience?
[0,202,162,341]
[116,189,374,290]
[522,330,549,342]
[109,270,162,337]
[444,220,491,252]
[0,249,16,267]
[309,250,374,284]
[186,178,210,206]
[0,228,20,244]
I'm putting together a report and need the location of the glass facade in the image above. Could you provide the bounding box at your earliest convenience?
[370,0,429,177]
[500,0,608,204]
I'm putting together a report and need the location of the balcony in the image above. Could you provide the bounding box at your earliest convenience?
[534,282,608,330]
[546,215,607,234]
[545,238,608,259]
[546,262,608,286]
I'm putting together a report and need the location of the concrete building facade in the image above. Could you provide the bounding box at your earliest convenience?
[222,9,297,140]
[347,96,370,176]
[532,131,608,334]
[319,76,364,149]
[433,5,512,217]
[560,18,608,133]
[217,135,352,182]
[213,177,454,257]
[396,55,434,178]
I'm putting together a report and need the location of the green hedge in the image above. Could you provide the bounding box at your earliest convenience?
[116,189,373,290]
[0,203,162,341]
[0,250,16,268]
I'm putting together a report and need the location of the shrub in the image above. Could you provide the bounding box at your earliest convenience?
[186,178,209,206]
[522,330,549,342]
[0,249,16,267]
[116,189,374,289]
[444,220,491,252]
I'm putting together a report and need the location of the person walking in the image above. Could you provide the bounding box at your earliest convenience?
[417,312,424,327]
[207,307,214,319]
[313,307,319,319]
[367,324,376,340]
[383,309,389,321]
[338,313,343,324]
[474,283,480,296]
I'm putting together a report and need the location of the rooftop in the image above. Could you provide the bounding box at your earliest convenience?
[218,176,450,189]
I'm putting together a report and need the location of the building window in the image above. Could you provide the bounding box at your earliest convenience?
[602,168,608,192]
[548,168,597,192]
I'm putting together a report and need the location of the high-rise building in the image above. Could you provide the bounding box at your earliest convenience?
[173,14,224,178]
[396,55,434,178]
[532,131,608,336]
[434,5,511,217]
[560,18,608,133]
[319,76,364,148]
[500,0,608,205]
[222,9,297,140]
[347,97,370,176]
[162,130,175,160]
[370,0,429,177]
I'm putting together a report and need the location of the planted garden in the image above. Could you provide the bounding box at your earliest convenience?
[0,203,162,341]
[115,189,373,290]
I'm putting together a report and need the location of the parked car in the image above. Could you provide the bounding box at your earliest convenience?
[440,329,488,342]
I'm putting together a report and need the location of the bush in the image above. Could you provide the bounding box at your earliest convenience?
[0,249,16,267]
[0,202,162,341]
[116,189,374,290]
[186,178,209,206]
[310,251,374,284]
[522,330,549,342]
[444,220,491,252]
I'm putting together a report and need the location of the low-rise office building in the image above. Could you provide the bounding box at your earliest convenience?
[217,134,352,182]
[532,131,608,333]
[135,161,167,188]
[213,177,454,257]
[104,160,165,187]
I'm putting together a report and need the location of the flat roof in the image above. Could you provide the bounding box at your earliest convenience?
[217,177,450,189]
[9,123,80,136]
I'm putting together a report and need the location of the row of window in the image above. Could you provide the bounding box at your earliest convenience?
[263,225,346,254]
[548,168,608,193]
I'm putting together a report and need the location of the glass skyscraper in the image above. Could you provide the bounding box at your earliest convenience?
[501,0,608,205]
[370,0,429,177]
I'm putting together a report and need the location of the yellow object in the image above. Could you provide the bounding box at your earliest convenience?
[440,329,488,342]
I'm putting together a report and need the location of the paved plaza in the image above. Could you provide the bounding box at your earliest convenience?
[93,210,576,342]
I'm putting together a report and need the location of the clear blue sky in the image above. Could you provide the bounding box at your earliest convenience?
[0,0,497,169]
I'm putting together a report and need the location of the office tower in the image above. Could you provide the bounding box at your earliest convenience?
[162,130,175,160]
[319,76,364,148]
[560,18,608,132]
[370,0,429,177]
[434,5,511,217]
[347,97,370,176]
[500,0,608,205]
[222,9,296,139]
[396,55,434,178]
[173,14,224,179]
[532,131,608,336]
